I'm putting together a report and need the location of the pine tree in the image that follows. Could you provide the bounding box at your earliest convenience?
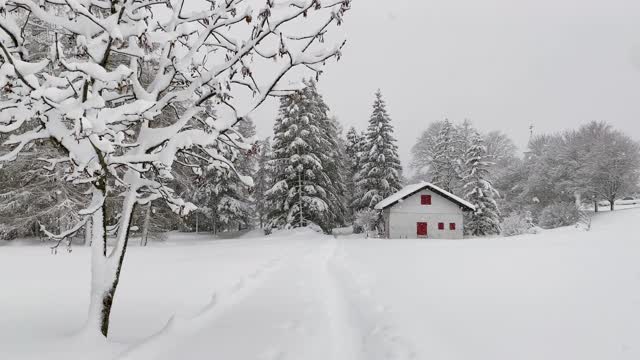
[200,119,257,233]
[266,80,345,232]
[345,127,364,217]
[253,138,274,229]
[463,132,502,236]
[430,119,460,192]
[354,90,403,211]
[309,86,348,228]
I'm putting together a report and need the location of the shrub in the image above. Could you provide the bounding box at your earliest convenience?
[501,212,536,237]
[353,209,380,234]
[0,225,18,241]
[538,202,580,229]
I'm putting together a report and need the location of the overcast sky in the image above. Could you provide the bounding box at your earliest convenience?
[252,0,640,170]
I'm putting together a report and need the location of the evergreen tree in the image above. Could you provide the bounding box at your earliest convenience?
[344,127,365,218]
[192,119,257,233]
[354,90,403,211]
[430,119,460,192]
[312,93,348,228]
[266,80,346,232]
[253,138,274,229]
[463,132,502,236]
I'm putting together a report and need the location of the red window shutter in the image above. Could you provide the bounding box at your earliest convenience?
[421,195,432,205]
[449,223,456,230]
[438,222,444,230]
[417,222,428,236]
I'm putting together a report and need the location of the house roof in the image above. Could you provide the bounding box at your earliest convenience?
[374,182,476,211]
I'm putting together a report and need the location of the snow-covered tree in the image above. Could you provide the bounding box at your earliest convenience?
[266,80,346,232]
[253,138,273,229]
[344,126,364,217]
[484,131,518,169]
[409,120,445,182]
[354,90,403,211]
[574,122,640,211]
[463,132,501,236]
[197,119,258,233]
[430,119,460,192]
[0,0,351,337]
[0,146,87,240]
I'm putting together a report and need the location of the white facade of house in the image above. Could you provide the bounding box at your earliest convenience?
[376,183,474,239]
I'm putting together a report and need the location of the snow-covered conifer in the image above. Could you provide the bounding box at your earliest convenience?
[266,80,346,232]
[253,138,274,229]
[345,126,364,217]
[354,90,403,211]
[463,132,502,236]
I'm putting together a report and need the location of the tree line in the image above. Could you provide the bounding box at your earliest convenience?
[3,88,639,242]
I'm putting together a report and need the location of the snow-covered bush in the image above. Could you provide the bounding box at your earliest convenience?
[501,212,537,237]
[576,210,593,231]
[0,224,17,241]
[538,203,580,229]
[353,209,380,234]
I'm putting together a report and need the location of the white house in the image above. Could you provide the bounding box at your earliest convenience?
[375,182,475,239]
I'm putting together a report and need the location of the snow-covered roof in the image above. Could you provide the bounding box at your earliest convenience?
[375,182,476,211]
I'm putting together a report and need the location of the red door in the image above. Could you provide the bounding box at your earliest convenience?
[417,222,428,237]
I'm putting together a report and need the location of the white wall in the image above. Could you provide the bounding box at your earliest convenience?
[386,189,465,239]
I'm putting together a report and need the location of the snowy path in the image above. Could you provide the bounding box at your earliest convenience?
[117,237,406,360]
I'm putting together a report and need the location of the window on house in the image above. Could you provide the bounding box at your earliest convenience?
[420,195,432,205]
[449,223,456,230]
[438,222,444,230]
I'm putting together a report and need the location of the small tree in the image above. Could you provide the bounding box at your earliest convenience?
[0,0,351,337]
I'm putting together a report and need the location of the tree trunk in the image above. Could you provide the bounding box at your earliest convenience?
[86,187,137,338]
[610,198,615,211]
[594,200,599,213]
[140,202,151,247]
[84,217,92,246]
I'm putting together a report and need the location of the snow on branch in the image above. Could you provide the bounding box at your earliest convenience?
[0,0,351,248]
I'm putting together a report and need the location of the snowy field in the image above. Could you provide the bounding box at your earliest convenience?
[1,208,639,360]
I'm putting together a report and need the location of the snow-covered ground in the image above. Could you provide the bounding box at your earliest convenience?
[1,208,639,360]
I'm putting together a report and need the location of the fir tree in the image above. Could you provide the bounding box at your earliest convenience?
[463,132,502,236]
[194,119,257,233]
[430,119,460,192]
[354,90,403,211]
[310,88,348,228]
[253,138,274,229]
[266,80,346,232]
[345,127,365,217]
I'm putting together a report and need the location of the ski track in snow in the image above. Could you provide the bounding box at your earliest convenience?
[115,245,304,360]
[115,236,419,360]
[329,240,418,360]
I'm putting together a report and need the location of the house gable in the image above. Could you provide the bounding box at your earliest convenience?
[375,182,475,212]
[388,189,464,215]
